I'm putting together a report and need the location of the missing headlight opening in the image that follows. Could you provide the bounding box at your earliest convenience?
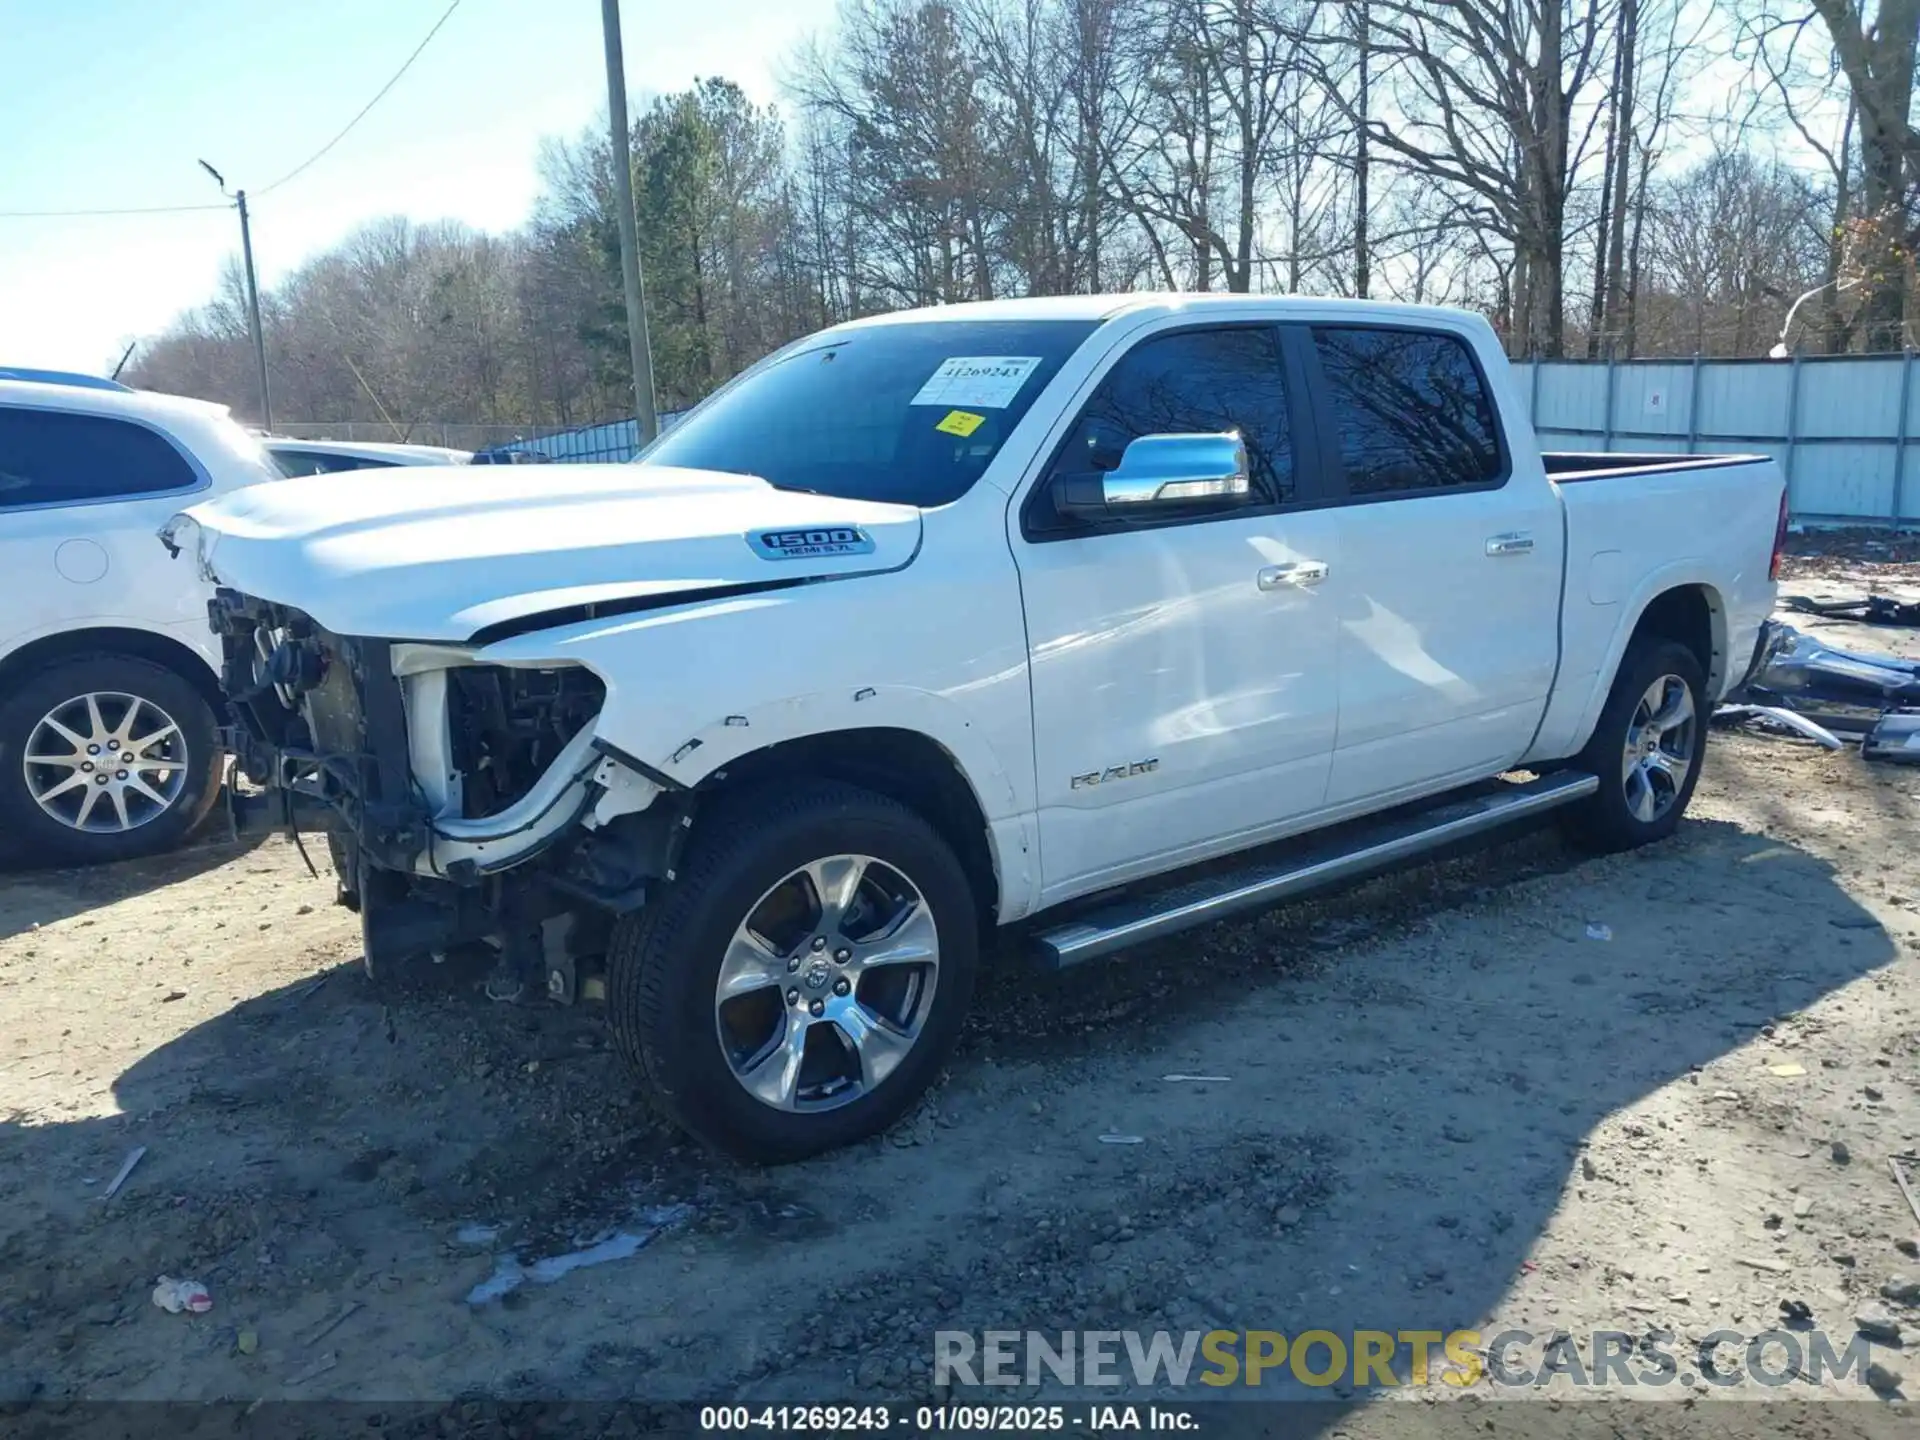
[209,588,685,1003]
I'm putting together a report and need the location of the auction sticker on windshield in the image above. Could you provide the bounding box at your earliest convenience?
[911,356,1042,409]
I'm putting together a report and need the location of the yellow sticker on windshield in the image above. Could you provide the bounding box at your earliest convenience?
[935,409,986,438]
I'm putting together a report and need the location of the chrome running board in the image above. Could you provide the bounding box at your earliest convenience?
[1030,770,1599,969]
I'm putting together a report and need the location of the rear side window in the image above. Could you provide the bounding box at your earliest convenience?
[0,406,200,508]
[1054,326,1294,504]
[1311,327,1502,496]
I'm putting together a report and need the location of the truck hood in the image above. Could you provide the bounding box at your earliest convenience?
[167,463,922,641]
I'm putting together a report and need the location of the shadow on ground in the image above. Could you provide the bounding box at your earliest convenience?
[0,793,1903,1437]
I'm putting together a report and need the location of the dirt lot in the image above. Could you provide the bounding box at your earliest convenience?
[5,541,1920,1434]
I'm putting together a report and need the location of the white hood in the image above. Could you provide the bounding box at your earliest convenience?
[168,463,922,641]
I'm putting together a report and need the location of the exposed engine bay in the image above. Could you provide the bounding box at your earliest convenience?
[208,588,690,999]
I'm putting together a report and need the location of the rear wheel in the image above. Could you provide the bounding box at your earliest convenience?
[0,655,222,866]
[1560,638,1706,853]
[607,781,978,1163]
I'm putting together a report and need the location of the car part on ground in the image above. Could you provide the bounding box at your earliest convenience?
[0,654,221,865]
[1784,592,1920,627]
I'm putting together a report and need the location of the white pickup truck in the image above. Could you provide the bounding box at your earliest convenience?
[167,295,1787,1162]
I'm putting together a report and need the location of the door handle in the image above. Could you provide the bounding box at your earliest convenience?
[1486,532,1535,556]
[1258,561,1329,590]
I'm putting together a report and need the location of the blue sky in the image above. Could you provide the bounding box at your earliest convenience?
[0,0,836,372]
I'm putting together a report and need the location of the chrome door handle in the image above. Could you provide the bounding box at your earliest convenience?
[1486,532,1535,556]
[1258,561,1329,590]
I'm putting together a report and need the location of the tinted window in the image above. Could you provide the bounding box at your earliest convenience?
[1050,327,1294,506]
[639,319,1097,506]
[1312,327,1502,496]
[0,406,199,507]
[269,449,402,477]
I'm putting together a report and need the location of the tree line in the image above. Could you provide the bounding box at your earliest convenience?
[128,0,1917,432]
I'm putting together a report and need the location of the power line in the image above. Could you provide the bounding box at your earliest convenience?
[255,0,463,197]
[0,0,463,222]
[0,201,230,219]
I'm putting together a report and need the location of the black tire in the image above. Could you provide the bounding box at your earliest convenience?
[607,780,979,1163]
[1559,637,1707,854]
[0,655,223,867]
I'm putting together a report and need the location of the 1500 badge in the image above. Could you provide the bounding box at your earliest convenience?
[748,526,876,560]
[1071,758,1159,789]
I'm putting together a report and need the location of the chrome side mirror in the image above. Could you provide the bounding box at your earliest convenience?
[1051,432,1251,519]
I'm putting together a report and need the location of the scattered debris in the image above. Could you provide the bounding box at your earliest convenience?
[1161,1074,1231,1084]
[1713,704,1845,750]
[303,1300,360,1346]
[1743,1257,1794,1275]
[1769,1063,1808,1078]
[1855,1306,1904,1344]
[236,1329,258,1356]
[285,1352,338,1387]
[99,1145,146,1201]
[1883,1274,1920,1305]
[1891,1157,1920,1232]
[1778,1298,1814,1324]
[159,990,186,1004]
[1793,1196,1815,1219]
[1584,923,1613,941]
[287,975,329,1003]
[150,1277,211,1314]
[454,1223,500,1247]
[1864,711,1920,765]
[1785,592,1920,627]
[1097,1134,1145,1146]
[1864,1360,1904,1396]
[465,1205,691,1306]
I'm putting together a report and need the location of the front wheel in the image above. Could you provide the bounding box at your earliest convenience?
[1560,637,1707,853]
[0,655,223,867]
[606,781,978,1163]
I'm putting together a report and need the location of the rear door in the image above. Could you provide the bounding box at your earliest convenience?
[1009,323,1343,905]
[1300,324,1563,809]
[0,403,215,659]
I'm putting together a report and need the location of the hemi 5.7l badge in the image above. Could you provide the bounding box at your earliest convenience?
[747,526,877,560]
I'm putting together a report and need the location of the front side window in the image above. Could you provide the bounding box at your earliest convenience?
[0,406,199,507]
[1311,327,1503,496]
[1047,327,1295,510]
[638,318,1098,507]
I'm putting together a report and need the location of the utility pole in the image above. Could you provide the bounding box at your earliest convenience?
[199,161,273,431]
[599,0,659,447]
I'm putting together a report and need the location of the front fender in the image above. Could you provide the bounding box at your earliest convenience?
[474,569,1042,919]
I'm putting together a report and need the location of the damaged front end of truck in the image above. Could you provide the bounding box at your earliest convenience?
[208,589,691,1001]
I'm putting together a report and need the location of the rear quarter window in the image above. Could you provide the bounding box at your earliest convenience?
[0,406,201,508]
[1311,327,1504,496]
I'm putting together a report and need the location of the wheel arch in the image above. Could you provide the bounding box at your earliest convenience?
[693,727,1002,929]
[1548,576,1725,761]
[0,626,224,715]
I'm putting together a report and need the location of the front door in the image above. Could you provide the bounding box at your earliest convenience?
[1009,324,1342,908]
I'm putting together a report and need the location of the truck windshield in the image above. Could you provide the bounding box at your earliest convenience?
[636,318,1099,506]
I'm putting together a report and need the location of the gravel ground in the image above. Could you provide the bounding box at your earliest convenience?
[5,549,1920,1436]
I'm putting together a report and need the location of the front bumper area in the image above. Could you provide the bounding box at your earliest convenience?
[210,588,684,984]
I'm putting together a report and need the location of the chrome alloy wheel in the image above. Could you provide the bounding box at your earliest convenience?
[1622,673,1696,824]
[23,691,189,834]
[713,854,940,1112]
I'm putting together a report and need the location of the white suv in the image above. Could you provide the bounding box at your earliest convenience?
[0,376,283,865]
